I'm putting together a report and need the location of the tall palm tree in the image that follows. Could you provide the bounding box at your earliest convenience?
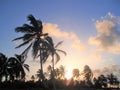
[13,15,53,81]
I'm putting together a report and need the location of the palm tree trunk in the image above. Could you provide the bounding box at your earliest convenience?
[52,55,56,90]
[40,49,44,82]
[52,55,54,71]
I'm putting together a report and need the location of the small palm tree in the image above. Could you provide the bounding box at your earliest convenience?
[50,41,66,72]
[7,56,29,81]
[59,65,66,79]
[14,54,29,80]
[72,69,80,80]
[82,65,93,87]
[13,15,53,81]
[0,53,7,82]
[47,41,66,89]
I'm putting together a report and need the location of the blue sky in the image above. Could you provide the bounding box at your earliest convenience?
[1,0,120,78]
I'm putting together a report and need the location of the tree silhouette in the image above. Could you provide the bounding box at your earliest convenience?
[0,53,7,82]
[7,56,29,82]
[107,73,119,88]
[82,65,93,87]
[50,41,66,72]
[13,14,53,81]
[44,41,66,89]
[72,69,79,80]
[14,54,29,80]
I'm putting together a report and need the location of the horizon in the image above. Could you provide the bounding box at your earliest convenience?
[1,0,120,80]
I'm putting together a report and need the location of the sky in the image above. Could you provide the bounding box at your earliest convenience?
[1,0,120,79]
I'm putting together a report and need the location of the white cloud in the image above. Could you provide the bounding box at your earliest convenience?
[89,13,120,54]
[43,23,88,51]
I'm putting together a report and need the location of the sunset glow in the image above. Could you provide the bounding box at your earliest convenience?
[1,0,120,83]
[65,69,72,80]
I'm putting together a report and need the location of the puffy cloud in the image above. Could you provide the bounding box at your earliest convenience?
[43,23,69,39]
[89,13,120,54]
[43,23,88,51]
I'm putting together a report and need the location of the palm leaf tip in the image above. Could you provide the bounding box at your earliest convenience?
[55,41,63,48]
[12,36,23,41]
[57,49,67,56]
[27,14,34,20]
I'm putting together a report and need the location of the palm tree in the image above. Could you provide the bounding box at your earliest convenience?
[82,65,93,87]
[50,40,66,89]
[0,53,7,82]
[13,15,53,81]
[50,41,66,72]
[36,69,44,81]
[72,69,80,80]
[7,56,29,81]
[14,54,29,80]
[58,65,66,79]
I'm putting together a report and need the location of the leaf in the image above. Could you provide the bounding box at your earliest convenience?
[21,43,32,60]
[24,64,30,72]
[27,14,39,29]
[23,33,35,41]
[32,39,40,59]
[12,36,24,41]
[57,49,67,56]
[55,41,63,48]
[15,39,31,48]
[45,36,54,47]
[54,52,60,64]
[15,24,34,33]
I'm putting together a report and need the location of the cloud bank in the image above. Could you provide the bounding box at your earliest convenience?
[89,13,120,54]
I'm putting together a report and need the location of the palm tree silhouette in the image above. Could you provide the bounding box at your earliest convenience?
[50,41,66,72]
[0,53,7,82]
[7,56,29,81]
[82,65,93,87]
[14,54,29,80]
[48,41,66,89]
[13,15,53,81]
[72,69,80,80]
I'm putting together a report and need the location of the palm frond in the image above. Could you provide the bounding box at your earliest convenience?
[15,39,31,48]
[15,24,34,33]
[22,24,35,33]
[42,47,50,63]
[20,68,26,79]
[27,14,38,28]
[23,64,30,72]
[32,39,40,59]
[12,36,24,41]
[23,33,35,41]
[54,52,60,64]
[55,41,63,48]
[56,49,67,56]
[21,43,32,61]
[45,36,54,47]
[15,54,22,62]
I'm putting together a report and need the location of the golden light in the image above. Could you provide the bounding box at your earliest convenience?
[65,69,72,80]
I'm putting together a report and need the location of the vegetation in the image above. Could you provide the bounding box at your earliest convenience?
[0,15,120,90]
